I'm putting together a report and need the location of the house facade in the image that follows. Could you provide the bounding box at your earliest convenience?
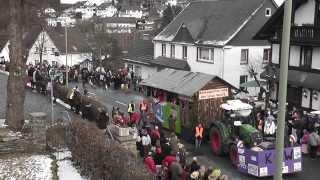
[1,28,91,67]
[255,0,320,110]
[151,0,277,95]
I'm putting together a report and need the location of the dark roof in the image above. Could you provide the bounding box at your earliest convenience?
[151,56,190,71]
[154,0,269,46]
[97,17,138,24]
[23,26,42,49]
[227,0,277,46]
[0,35,8,50]
[47,28,91,54]
[260,66,320,90]
[254,0,308,40]
[122,38,154,65]
[140,68,216,96]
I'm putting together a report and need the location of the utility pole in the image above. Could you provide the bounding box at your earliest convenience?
[274,0,292,179]
[65,23,68,88]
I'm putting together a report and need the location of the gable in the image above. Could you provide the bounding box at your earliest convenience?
[172,24,194,43]
[228,0,277,46]
[254,0,309,40]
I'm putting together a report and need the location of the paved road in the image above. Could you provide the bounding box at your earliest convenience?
[70,82,320,180]
[0,73,75,122]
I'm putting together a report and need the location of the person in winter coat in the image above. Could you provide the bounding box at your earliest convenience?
[141,130,151,157]
[301,129,310,154]
[162,153,177,169]
[189,157,200,173]
[144,152,157,174]
[309,128,320,159]
[170,161,183,180]
[150,126,161,146]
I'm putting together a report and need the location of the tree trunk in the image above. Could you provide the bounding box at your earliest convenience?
[6,0,26,131]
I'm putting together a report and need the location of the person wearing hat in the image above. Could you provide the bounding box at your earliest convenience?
[190,171,200,180]
[144,151,156,174]
[190,157,200,173]
[150,126,161,146]
[141,129,151,157]
[208,169,229,180]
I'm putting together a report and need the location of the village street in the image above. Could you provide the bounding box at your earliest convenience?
[1,72,320,179]
[67,81,320,180]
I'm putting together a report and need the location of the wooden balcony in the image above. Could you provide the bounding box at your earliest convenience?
[272,26,320,45]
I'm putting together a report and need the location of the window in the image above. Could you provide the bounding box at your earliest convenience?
[182,46,187,59]
[161,44,166,57]
[35,47,39,53]
[300,46,312,69]
[197,47,214,63]
[240,49,249,64]
[265,8,271,17]
[240,75,248,90]
[171,44,175,58]
[263,48,271,63]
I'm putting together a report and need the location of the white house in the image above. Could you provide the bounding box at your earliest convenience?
[1,28,91,67]
[255,0,320,110]
[124,0,277,96]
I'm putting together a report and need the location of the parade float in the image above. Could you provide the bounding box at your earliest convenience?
[210,100,302,177]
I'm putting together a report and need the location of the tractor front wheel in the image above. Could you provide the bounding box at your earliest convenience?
[229,144,239,167]
[210,126,223,155]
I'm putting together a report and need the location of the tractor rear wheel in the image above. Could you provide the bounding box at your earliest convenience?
[229,144,239,167]
[210,126,223,155]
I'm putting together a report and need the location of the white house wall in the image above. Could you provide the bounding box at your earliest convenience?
[294,0,315,26]
[312,47,320,69]
[0,41,10,62]
[272,44,280,64]
[225,46,269,95]
[312,90,320,110]
[27,31,60,65]
[59,53,91,66]
[289,45,300,67]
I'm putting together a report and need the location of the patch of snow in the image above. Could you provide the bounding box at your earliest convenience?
[58,160,87,180]
[0,155,52,180]
[0,119,7,128]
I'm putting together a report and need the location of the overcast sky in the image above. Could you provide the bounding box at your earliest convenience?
[61,0,285,6]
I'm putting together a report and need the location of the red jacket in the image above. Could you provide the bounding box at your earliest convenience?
[144,156,156,173]
[162,155,176,168]
[151,129,161,140]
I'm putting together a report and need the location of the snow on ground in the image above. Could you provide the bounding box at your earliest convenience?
[54,150,87,180]
[0,155,52,180]
[58,160,87,180]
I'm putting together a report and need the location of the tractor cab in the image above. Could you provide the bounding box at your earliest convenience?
[220,100,263,147]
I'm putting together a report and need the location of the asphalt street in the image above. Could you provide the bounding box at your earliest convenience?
[0,73,75,123]
[1,75,319,179]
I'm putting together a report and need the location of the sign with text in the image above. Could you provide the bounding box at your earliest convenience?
[198,88,229,100]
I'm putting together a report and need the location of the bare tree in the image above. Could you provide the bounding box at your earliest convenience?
[6,0,27,131]
[34,31,48,64]
[247,56,270,108]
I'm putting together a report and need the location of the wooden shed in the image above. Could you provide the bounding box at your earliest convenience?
[140,69,238,140]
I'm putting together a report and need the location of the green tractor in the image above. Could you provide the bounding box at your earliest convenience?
[209,100,263,166]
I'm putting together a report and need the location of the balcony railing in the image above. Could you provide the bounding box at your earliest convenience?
[272,26,320,44]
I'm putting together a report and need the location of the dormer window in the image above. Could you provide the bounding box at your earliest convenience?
[265,8,271,17]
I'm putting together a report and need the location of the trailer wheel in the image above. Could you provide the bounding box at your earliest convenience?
[229,144,239,167]
[210,126,223,155]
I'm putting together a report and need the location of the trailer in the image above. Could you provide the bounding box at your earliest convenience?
[210,100,302,177]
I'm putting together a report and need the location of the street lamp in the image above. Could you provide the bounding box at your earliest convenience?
[65,21,69,88]
[49,69,55,125]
